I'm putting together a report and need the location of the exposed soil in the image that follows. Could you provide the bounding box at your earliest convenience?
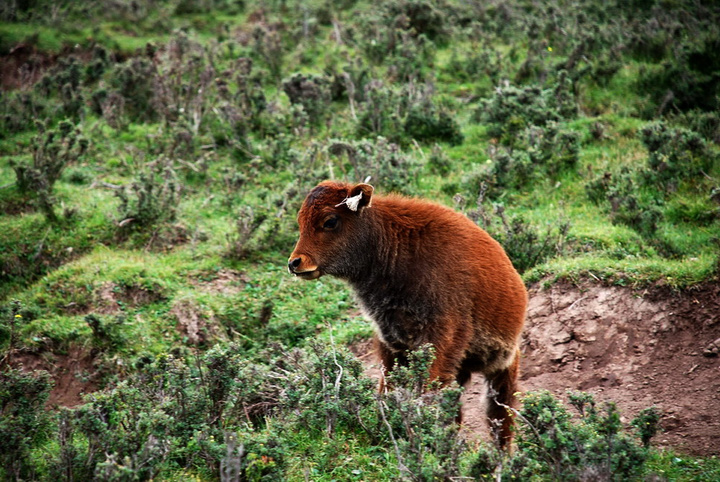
[172,298,217,345]
[0,42,104,91]
[359,281,720,456]
[0,43,56,91]
[517,281,720,456]
[8,346,99,408]
[188,268,250,295]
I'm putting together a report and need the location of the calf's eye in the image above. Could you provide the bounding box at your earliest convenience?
[323,216,339,230]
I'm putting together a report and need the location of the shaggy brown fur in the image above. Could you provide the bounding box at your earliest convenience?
[288,181,527,447]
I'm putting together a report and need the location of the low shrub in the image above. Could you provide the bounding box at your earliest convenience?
[275,341,378,437]
[0,91,49,137]
[282,73,331,128]
[0,369,54,481]
[109,57,157,122]
[251,23,286,84]
[380,344,466,481]
[443,41,507,86]
[47,344,260,479]
[357,0,444,79]
[327,54,371,104]
[220,430,286,482]
[474,71,578,140]
[357,81,462,146]
[115,157,181,232]
[427,143,451,175]
[586,121,716,241]
[506,391,659,480]
[0,335,668,481]
[225,206,268,260]
[356,81,406,142]
[674,110,720,145]
[85,313,127,352]
[635,28,720,115]
[213,57,266,152]
[10,119,88,222]
[404,101,463,146]
[34,56,85,121]
[586,168,663,238]
[640,122,714,192]
[328,137,422,194]
[451,122,580,197]
[458,184,570,273]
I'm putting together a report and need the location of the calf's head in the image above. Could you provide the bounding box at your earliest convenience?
[288,181,373,280]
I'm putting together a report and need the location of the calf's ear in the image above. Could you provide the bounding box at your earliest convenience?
[347,183,373,211]
[335,183,374,212]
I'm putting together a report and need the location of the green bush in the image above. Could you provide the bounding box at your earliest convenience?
[327,54,371,104]
[251,24,286,84]
[282,73,331,128]
[404,102,463,146]
[328,137,422,194]
[474,71,578,140]
[225,205,268,260]
[452,121,579,198]
[640,122,714,192]
[115,158,181,232]
[0,336,669,481]
[459,185,571,273]
[0,369,54,481]
[151,32,219,144]
[380,344,466,481]
[221,430,286,482]
[456,149,534,196]
[674,110,720,145]
[48,345,259,479]
[209,58,266,157]
[275,341,377,437]
[427,143,451,175]
[635,26,720,115]
[585,168,663,237]
[586,122,716,240]
[10,119,88,222]
[85,313,127,352]
[0,91,49,137]
[357,81,462,146]
[174,0,245,15]
[109,57,157,122]
[382,0,453,44]
[34,56,85,120]
[506,391,658,480]
[357,0,444,77]
[356,81,406,142]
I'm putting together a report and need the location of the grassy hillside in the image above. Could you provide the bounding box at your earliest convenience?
[1,0,719,480]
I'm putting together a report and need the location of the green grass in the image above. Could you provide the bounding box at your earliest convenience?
[525,252,717,288]
[646,452,720,482]
[0,22,87,53]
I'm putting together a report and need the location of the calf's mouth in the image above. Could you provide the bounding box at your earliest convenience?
[292,269,322,280]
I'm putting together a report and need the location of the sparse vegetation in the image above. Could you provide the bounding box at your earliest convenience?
[1,0,718,480]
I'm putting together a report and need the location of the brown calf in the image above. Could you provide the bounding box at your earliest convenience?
[288,181,527,447]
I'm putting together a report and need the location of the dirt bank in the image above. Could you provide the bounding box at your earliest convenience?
[362,281,720,456]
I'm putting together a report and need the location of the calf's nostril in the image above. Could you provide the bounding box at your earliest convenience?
[289,257,302,270]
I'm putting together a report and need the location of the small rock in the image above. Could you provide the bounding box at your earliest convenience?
[703,338,720,357]
[551,330,573,345]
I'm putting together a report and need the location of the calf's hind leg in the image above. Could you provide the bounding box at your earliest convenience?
[485,349,520,449]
